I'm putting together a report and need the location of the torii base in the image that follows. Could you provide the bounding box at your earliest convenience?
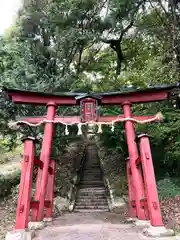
[28,221,46,230]
[143,226,174,238]
[43,217,53,222]
[126,217,137,223]
[134,219,151,228]
[5,229,35,240]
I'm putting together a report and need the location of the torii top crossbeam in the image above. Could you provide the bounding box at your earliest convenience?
[3,83,179,106]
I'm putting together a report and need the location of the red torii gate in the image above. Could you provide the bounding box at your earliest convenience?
[4,83,178,234]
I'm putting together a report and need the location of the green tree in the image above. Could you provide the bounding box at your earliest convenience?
[1,0,180,179]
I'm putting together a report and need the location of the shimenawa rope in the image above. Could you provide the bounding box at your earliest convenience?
[8,112,163,126]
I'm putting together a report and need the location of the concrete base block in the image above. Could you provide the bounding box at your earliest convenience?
[5,229,34,240]
[28,221,46,230]
[176,234,180,240]
[143,226,174,237]
[43,217,53,222]
[134,219,151,228]
[126,217,137,223]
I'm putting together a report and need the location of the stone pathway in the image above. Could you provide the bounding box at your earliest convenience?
[33,212,176,240]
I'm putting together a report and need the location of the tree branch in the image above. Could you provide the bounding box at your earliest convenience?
[119,20,134,41]
[157,0,169,16]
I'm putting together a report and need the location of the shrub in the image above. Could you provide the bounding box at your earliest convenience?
[157,178,180,200]
[0,170,21,198]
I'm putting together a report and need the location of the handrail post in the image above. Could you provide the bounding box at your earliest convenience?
[15,137,37,229]
[44,159,56,220]
[136,133,163,226]
[126,157,137,218]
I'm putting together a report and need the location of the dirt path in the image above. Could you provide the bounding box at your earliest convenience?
[0,156,21,175]
[33,212,174,240]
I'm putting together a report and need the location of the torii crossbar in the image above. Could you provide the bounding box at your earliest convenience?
[4,83,179,236]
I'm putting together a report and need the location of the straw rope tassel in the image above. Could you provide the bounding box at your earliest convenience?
[111,123,115,132]
[77,123,83,135]
[156,112,163,121]
[97,124,102,134]
[65,125,69,135]
[8,120,20,130]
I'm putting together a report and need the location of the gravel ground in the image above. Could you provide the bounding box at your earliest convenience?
[0,198,16,240]
[1,203,180,240]
[33,212,170,240]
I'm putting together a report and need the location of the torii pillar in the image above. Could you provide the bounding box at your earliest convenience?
[32,101,56,222]
[122,101,147,220]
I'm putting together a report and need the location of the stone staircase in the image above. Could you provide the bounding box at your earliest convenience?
[74,142,109,212]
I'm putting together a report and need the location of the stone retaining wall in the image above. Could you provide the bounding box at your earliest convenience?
[54,141,87,214]
[96,142,127,213]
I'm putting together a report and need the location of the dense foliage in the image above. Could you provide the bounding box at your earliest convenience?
[1,0,180,179]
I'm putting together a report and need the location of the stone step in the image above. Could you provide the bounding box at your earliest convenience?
[76,203,107,208]
[81,177,102,181]
[76,197,107,201]
[75,200,108,206]
[83,167,102,173]
[83,163,100,165]
[78,192,106,196]
[80,182,103,185]
[80,180,104,184]
[76,195,107,200]
[82,171,102,174]
[77,196,107,200]
[83,169,100,171]
[82,173,102,176]
[77,192,106,197]
[80,180,103,183]
[83,166,99,169]
[76,199,107,205]
[78,187,106,191]
[82,175,102,178]
[73,208,109,212]
[80,178,104,183]
[80,179,104,182]
[83,165,101,167]
[78,193,106,196]
[82,169,101,171]
[79,184,103,189]
[82,175,102,177]
[74,205,109,209]
[83,166,101,169]
[80,184,103,189]
[77,195,107,198]
[81,174,102,177]
[80,181,104,184]
[82,172,102,175]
